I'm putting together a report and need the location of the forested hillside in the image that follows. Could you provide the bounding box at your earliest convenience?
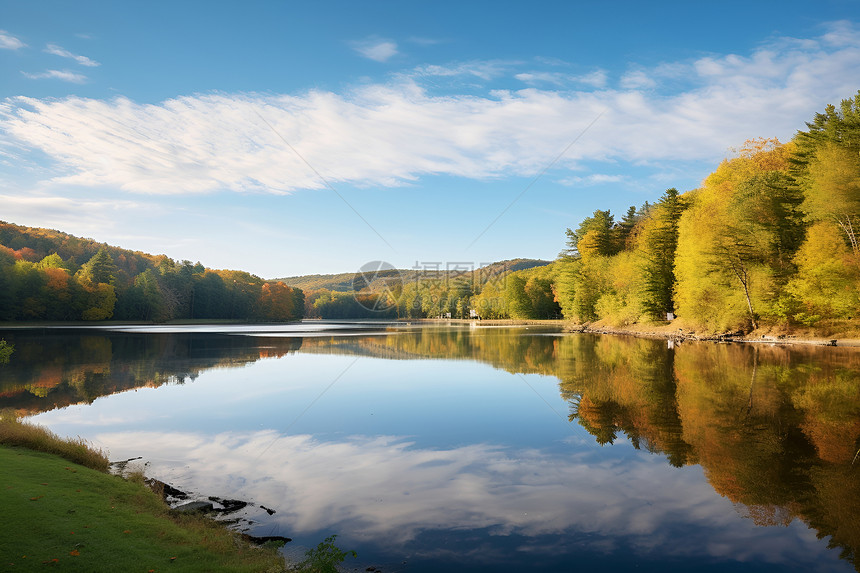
[0,223,303,322]
[301,259,552,319]
[278,258,549,293]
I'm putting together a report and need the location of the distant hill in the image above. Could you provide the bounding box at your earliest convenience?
[0,220,302,323]
[275,258,552,292]
[0,220,168,280]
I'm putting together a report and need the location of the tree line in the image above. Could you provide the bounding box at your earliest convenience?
[308,92,859,331]
[551,92,859,331]
[0,231,303,322]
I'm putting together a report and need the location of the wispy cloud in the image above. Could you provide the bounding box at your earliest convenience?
[515,71,571,86]
[2,22,859,195]
[559,174,628,186]
[411,60,515,81]
[0,30,25,50]
[0,193,145,237]
[21,69,87,83]
[408,36,445,46]
[352,37,398,62]
[45,43,100,66]
[577,69,608,88]
[514,69,608,88]
[620,70,657,90]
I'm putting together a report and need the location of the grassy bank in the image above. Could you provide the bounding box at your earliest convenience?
[0,413,285,572]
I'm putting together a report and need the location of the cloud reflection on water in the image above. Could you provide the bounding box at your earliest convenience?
[93,429,840,568]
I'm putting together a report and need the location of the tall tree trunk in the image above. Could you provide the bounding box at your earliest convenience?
[732,262,758,330]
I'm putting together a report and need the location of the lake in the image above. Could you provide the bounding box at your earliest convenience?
[1,322,859,572]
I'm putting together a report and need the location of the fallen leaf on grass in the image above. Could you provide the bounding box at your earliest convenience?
[29,496,42,501]
[69,550,80,556]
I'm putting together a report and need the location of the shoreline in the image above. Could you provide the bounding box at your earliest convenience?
[407,318,860,348]
[1,317,858,348]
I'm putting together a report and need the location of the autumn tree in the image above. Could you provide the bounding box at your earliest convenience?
[787,222,860,322]
[792,91,860,232]
[801,142,860,255]
[505,274,531,318]
[675,139,799,331]
[562,210,618,259]
[258,282,300,321]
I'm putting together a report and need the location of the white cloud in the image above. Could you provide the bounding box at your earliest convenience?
[577,69,608,88]
[21,69,87,83]
[410,60,517,81]
[0,30,25,50]
[821,19,860,48]
[352,37,398,62]
[621,70,657,90]
[2,23,859,195]
[515,70,607,88]
[0,193,146,237]
[559,174,628,186]
[44,43,100,66]
[515,71,569,85]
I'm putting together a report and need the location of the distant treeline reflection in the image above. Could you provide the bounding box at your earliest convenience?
[0,330,303,413]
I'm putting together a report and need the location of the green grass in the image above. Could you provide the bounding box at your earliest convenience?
[0,410,109,472]
[0,446,286,572]
[0,412,359,572]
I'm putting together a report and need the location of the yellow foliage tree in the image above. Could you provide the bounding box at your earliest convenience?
[787,221,860,322]
[803,142,860,255]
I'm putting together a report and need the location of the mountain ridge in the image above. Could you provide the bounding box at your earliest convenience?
[273,258,552,292]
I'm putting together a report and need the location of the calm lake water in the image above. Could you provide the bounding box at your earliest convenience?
[2,322,859,572]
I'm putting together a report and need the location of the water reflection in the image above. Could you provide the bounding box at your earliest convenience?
[0,328,304,413]
[2,324,858,572]
[90,429,834,569]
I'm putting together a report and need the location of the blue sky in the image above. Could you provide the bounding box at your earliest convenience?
[2,1,860,279]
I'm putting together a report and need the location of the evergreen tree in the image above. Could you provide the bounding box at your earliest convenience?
[80,248,119,285]
[638,188,687,319]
